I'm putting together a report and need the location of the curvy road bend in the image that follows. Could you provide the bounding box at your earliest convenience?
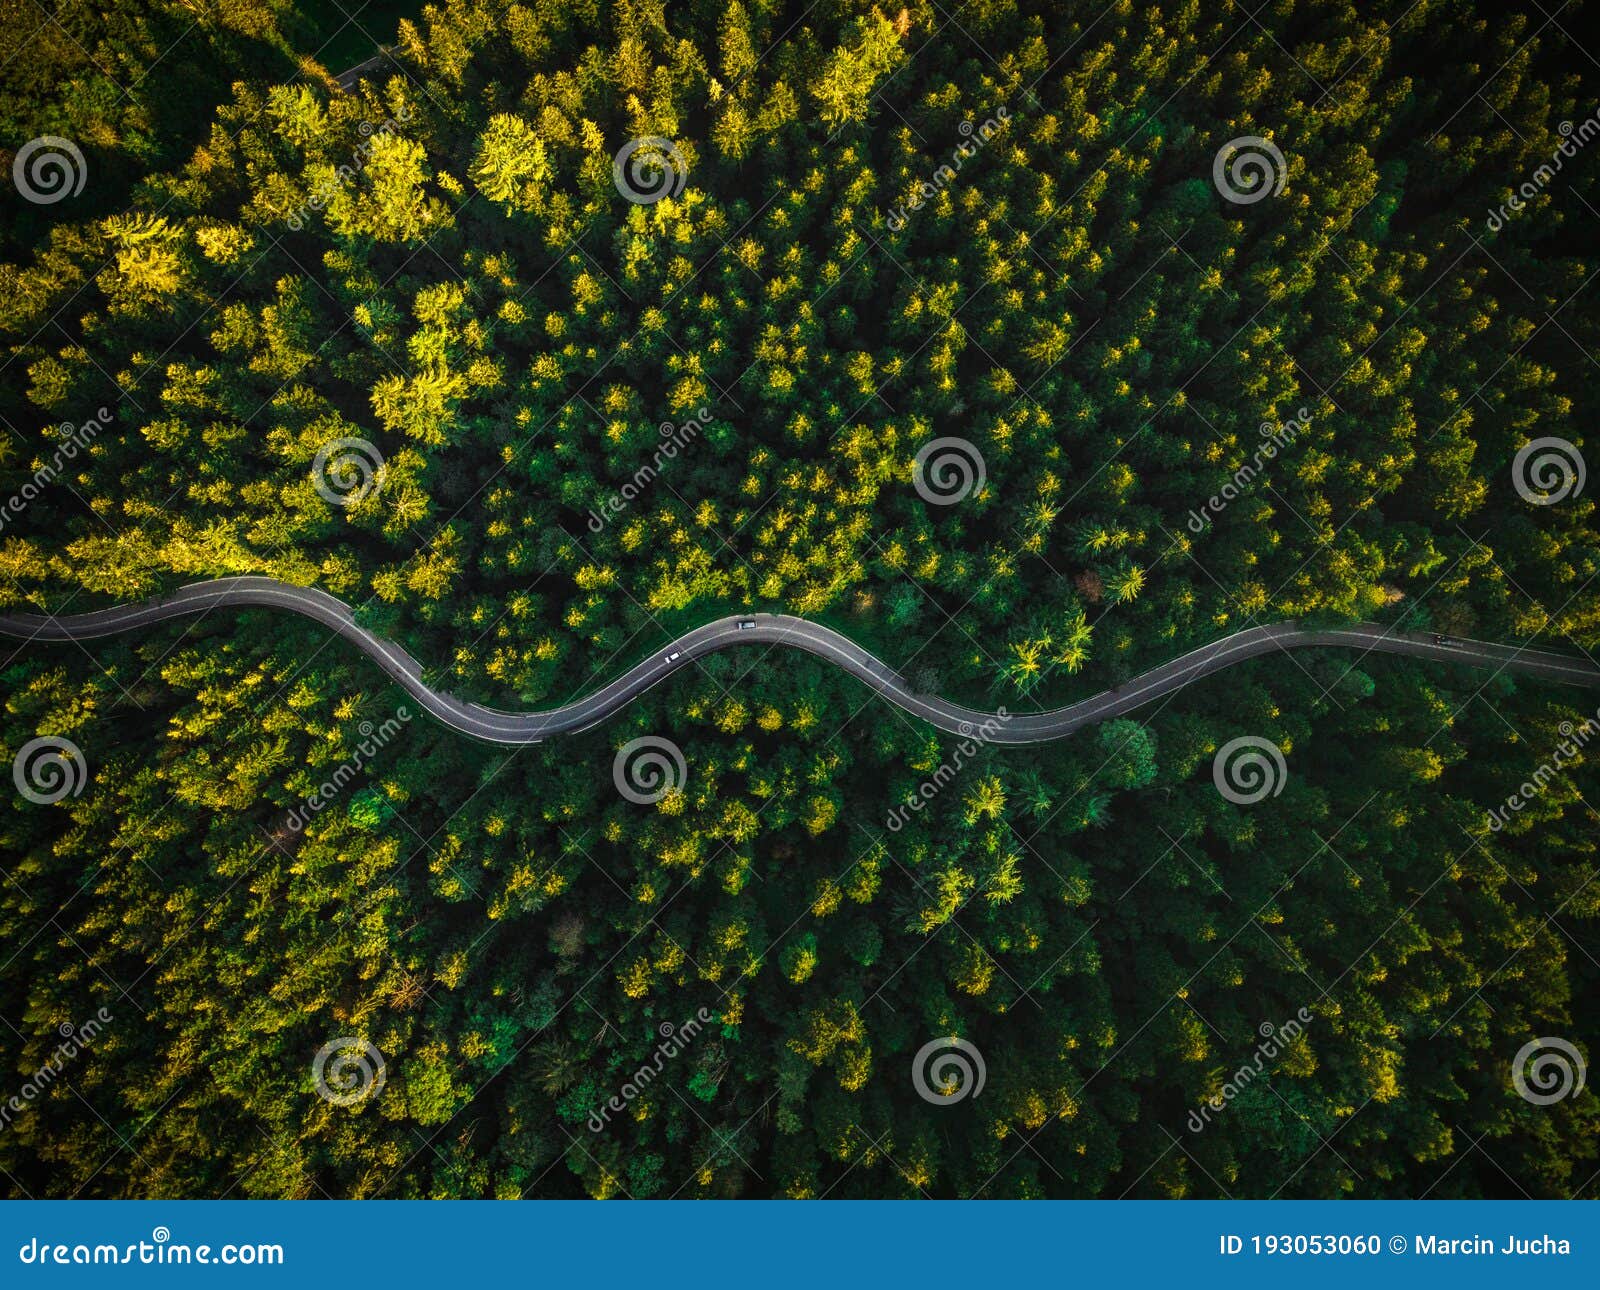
[2,576,1598,746]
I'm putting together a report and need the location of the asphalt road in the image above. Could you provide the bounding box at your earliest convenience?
[3,576,1598,745]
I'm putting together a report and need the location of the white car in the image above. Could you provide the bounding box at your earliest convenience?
[737,620,757,630]
[665,651,681,663]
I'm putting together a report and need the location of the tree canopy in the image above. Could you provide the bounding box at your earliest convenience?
[1,0,1597,1199]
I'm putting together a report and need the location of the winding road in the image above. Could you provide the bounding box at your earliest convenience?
[2,576,1598,745]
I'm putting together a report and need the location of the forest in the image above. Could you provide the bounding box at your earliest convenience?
[0,0,1597,1198]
